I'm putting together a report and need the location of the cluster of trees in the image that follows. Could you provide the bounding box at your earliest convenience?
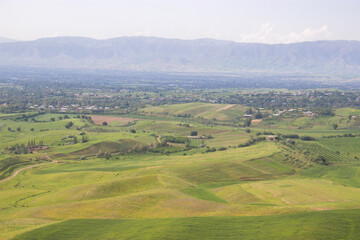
[238,136,266,147]
[161,136,188,144]
[282,140,328,165]
[27,139,44,147]
[6,144,28,154]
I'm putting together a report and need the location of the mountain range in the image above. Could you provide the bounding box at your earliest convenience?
[0,36,359,74]
[0,37,19,43]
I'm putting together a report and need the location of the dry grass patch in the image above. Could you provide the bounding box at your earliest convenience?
[89,115,137,125]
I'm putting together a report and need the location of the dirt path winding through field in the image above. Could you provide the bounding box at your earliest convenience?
[0,160,56,184]
[216,104,235,112]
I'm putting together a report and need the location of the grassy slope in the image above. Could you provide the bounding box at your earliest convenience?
[139,103,247,121]
[13,209,360,240]
[1,109,360,239]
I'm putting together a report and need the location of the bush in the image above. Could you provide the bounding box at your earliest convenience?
[282,134,299,139]
[218,147,227,151]
[300,136,315,141]
[162,136,188,143]
[102,122,108,126]
[315,155,328,165]
[130,129,136,133]
[205,147,216,152]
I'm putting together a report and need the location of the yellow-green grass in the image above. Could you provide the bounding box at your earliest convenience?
[13,209,360,240]
[133,120,251,149]
[205,130,250,148]
[139,103,247,121]
[1,144,360,239]
[0,156,49,181]
[33,114,78,122]
[133,120,230,136]
[300,165,360,188]
[336,108,360,116]
[0,143,293,221]
[2,111,360,239]
[0,116,157,161]
[239,178,360,207]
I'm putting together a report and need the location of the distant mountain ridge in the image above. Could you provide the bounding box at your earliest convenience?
[0,37,19,43]
[0,36,359,74]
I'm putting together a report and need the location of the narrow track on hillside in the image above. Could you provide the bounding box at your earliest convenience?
[216,104,235,112]
[0,159,56,184]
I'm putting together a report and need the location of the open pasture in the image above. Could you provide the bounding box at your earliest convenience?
[89,115,137,125]
[139,103,247,122]
[1,106,360,239]
[13,210,360,240]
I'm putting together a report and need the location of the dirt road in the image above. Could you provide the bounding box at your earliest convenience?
[0,161,56,184]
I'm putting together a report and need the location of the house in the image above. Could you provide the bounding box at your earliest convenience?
[27,145,49,153]
[351,115,358,120]
[303,111,316,117]
[243,114,253,118]
[268,135,276,141]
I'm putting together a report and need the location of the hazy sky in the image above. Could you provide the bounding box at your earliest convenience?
[0,0,359,43]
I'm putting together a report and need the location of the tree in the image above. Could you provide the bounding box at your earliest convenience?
[318,108,334,116]
[245,108,253,114]
[65,121,73,129]
[244,118,251,127]
[130,129,136,133]
[254,112,263,119]
[16,127,21,132]
[333,123,338,130]
[82,135,89,143]
[30,128,34,132]
[190,131,198,136]
[315,155,328,165]
[102,121,108,126]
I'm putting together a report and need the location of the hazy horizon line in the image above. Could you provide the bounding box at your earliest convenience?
[1,35,359,45]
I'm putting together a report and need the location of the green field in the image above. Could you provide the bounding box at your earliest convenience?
[13,210,360,240]
[0,105,360,240]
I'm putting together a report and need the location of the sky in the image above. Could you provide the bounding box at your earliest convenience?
[0,0,359,43]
